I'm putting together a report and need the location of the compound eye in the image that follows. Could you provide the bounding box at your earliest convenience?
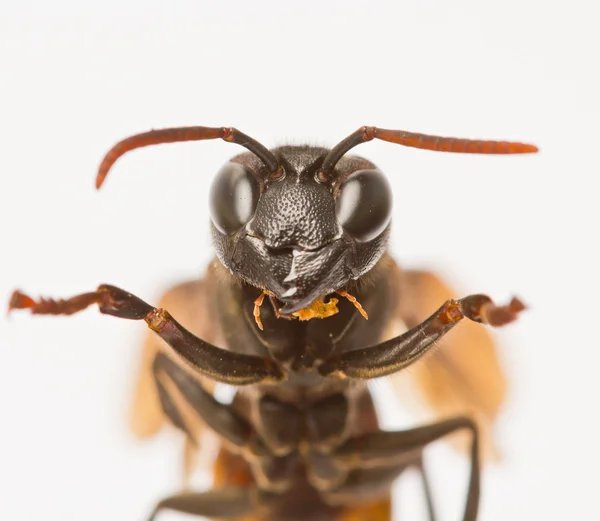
[210,162,260,235]
[335,169,392,243]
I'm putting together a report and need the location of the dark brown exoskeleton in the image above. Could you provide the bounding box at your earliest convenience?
[9,126,537,521]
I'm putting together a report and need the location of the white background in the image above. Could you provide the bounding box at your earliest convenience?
[1,1,598,520]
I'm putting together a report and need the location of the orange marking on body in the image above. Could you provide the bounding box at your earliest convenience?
[292,297,339,321]
[212,448,258,521]
[338,495,392,521]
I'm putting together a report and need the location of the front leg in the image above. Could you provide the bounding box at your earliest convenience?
[9,285,284,385]
[319,294,524,379]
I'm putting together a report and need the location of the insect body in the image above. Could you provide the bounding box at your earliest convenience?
[10,126,537,521]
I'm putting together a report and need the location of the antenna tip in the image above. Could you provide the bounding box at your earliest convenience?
[95,170,106,189]
[521,143,539,154]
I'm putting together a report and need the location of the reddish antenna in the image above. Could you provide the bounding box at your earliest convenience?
[319,126,538,181]
[95,126,280,189]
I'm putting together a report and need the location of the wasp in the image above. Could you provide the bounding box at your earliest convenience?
[9,125,537,521]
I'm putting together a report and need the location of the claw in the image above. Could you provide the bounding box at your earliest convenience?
[8,290,36,313]
[459,295,526,327]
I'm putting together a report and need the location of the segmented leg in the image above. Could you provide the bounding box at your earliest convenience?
[130,278,213,441]
[8,285,284,385]
[336,290,369,319]
[417,460,437,521]
[153,369,197,442]
[325,457,437,521]
[394,268,509,461]
[319,294,524,379]
[324,461,419,505]
[148,488,255,521]
[330,417,478,521]
[152,352,269,456]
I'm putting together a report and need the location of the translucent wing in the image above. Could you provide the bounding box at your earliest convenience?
[388,265,507,460]
[129,275,219,484]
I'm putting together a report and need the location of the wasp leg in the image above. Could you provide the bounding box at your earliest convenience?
[324,463,436,521]
[9,285,284,385]
[148,487,255,521]
[324,464,415,505]
[323,458,437,521]
[152,352,269,456]
[417,459,438,521]
[130,279,214,440]
[153,364,197,442]
[318,294,524,379]
[330,417,477,521]
[394,269,508,461]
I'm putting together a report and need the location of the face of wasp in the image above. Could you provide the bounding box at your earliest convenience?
[209,146,393,314]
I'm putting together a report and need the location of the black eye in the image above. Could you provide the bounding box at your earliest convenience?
[210,163,260,235]
[335,169,392,242]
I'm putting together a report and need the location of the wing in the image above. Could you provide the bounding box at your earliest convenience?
[387,264,507,460]
[129,275,220,485]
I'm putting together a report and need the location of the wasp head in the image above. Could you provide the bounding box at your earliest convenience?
[210,146,392,315]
